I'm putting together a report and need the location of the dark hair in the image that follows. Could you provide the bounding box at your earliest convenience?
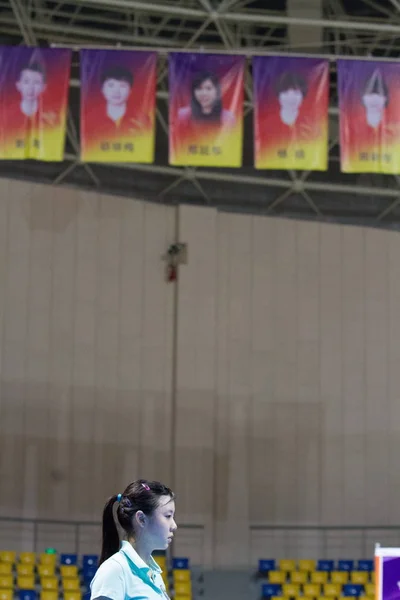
[362,71,389,106]
[19,61,46,82]
[99,479,174,565]
[101,66,133,88]
[191,70,222,122]
[275,71,307,97]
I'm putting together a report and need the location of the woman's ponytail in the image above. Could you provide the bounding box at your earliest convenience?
[99,495,120,565]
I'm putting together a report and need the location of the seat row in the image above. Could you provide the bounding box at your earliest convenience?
[258,561,374,575]
[262,583,373,599]
[267,572,375,585]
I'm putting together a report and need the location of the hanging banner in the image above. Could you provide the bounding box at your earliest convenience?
[338,59,400,174]
[169,52,245,167]
[375,546,400,600]
[80,50,157,163]
[0,47,71,161]
[253,56,329,171]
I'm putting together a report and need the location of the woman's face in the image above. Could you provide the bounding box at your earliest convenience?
[279,87,303,112]
[145,496,177,551]
[194,78,218,112]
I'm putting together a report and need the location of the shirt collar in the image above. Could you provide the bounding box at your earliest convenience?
[120,541,162,575]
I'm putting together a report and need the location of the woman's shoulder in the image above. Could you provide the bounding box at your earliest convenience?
[93,554,126,579]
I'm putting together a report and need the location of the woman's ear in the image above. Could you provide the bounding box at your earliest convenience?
[135,510,147,528]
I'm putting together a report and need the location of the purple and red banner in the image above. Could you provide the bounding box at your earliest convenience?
[169,52,245,167]
[0,47,71,161]
[80,49,157,163]
[253,56,329,170]
[338,59,400,174]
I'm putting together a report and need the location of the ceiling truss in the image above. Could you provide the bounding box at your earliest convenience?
[2,0,400,227]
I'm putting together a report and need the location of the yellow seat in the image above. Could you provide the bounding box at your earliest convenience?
[323,584,342,597]
[371,572,375,583]
[298,596,314,600]
[269,571,286,584]
[291,572,307,584]
[304,583,321,597]
[331,572,349,584]
[351,572,369,585]
[359,596,374,600]
[299,560,316,572]
[311,573,328,584]
[173,570,191,583]
[39,555,56,568]
[19,554,36,566]
[365,583,375,596]
[62,580,80,592]
[17,565,34,577]
[41,578,58,591]
[273,597,288,600]
[174,582,191,596]
[0,567,11,577]
[60,567,78,579]
[40,592,58,600]
[154,557,167,570]
[0,554,15,566]
[283,584,300,597]
[17,576,35,590]
[38,566,55,578]
[64,593,82,600]
[280,560,296,572]
[0,590,12,600]
[0,577,13,590]
[174,597,191,600]
[318,596,337,600]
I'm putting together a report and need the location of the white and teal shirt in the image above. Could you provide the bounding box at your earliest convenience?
[90,541,169,600]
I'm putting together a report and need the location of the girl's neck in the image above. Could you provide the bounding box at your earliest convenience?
[128,537,152,565]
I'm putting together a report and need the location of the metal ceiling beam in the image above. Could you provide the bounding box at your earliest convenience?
[65,0,400,34]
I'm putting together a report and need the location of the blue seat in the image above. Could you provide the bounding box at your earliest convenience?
[259,560,276,574]
[343,584,364,596]
[172,558,189,570]
[83,566,97,582]
[83,555,98,569]
[317,560,335,571]
[262,584,282,598]
[18,591,37,600]
[358,560,374,571]
[61,554,77,566]
[338,560,354,571]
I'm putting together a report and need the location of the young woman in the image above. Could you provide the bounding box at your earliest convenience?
[90,479,177,600]
[177,70,236,126]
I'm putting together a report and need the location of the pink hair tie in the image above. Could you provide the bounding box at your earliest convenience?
[142,483,150,491]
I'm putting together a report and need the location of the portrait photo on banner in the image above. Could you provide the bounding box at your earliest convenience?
[0,46,71,161]
[80,49,157,163]
[338,59,400,174]
[168,52,245,167]
[253,56,329,171]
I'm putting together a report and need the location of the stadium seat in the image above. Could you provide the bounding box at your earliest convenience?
[311,572,329,584]
[359,596,374,600]
[358,561,374,572]
[64,593,82,600]
[324,583,342,596]
[82,557,98,570]
[39,555,56,568]
[82,567,96,583]
[62,579,80,592]
[0,577,13,590]
[173,570,191,583]
[19,554,36,566]
[174,582,191,596]
[175,597,192,600]
[338,561,354,572]
[279,561,296,573]
[259,560,276,574]
[172,558,189,570]
[370,572,375,583]
[40,592,58,600]
[298,596,314,600]
[343,584,364,596]
[17,565,35,577]
[154,557,167,572]
[262,583,282,598]
[269,572,286,584]
[0,590,12,600]
[38,566,55,578]
[298,560,315,572]
[0,567,11,576]
[60,556,77,567]
[365,583,375,595]
[282,583,300,597]
[271,596,286,600]
[60,567,78,579]
[290,572,307,584]
[351,572,368,585]
[0,553,15,565]
[41,578,58,591]
[317,561,334,572]
[17,576,35,591]
[304,583,321,597]
[331,571,349,584]
[18,590,37,600]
